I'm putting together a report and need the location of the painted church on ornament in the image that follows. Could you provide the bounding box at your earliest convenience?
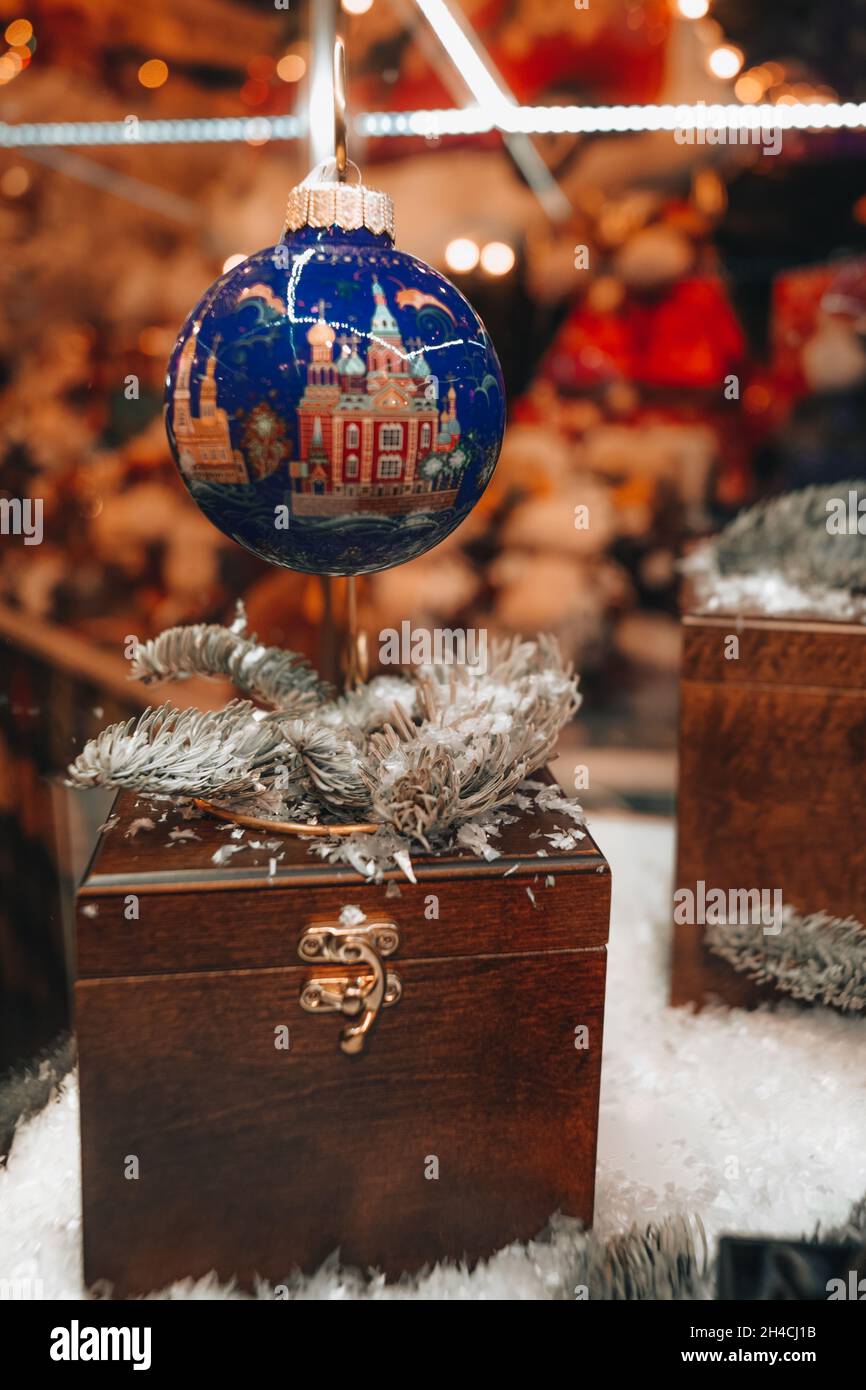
[290,279,463,517]
[170,279,465,515]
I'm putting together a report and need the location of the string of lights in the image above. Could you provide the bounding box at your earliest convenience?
[362,102,866,136]
[0,116,302,148]
[2,102,866,150]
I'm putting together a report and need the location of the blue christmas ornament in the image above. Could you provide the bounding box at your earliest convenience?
[165,175,505,576]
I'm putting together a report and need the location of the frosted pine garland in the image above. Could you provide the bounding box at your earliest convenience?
[67,611,583,868]
[706,906,866,1013]
[67,701,290,798]
[131,603,329,713]
[685,481,866,622]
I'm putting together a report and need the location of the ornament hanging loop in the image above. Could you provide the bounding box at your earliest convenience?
[334,35,348,183]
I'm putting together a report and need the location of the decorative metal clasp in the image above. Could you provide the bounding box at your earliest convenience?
[298,921,401,1055]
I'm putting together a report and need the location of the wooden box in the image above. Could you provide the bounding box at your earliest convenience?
[672,613,866,1009]
[75,779,611,1295]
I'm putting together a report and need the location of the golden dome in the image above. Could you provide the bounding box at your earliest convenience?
[307,315,335,347]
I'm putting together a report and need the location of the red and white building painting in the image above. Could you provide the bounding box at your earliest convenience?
[290,279,463,516]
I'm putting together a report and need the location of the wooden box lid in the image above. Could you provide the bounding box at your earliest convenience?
[76,779,611,978]
[682,613,866,689]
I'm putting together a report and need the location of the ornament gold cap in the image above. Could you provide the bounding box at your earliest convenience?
[283,161,395,242]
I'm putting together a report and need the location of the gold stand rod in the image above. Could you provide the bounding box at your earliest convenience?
[345,574,369,690]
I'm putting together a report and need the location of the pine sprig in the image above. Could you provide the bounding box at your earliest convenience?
[277,718,372,808]
[131,603,330,713]
[706,906,866,1012]
[357,636,580,846]
[714,481,866,593]
[67,701,289,797]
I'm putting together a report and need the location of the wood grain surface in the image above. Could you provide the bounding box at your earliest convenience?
[77,784,610,975]
[78,950,606,1292]
[681,614,866,689]
[81,782,606,889]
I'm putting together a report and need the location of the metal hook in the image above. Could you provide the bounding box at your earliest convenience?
[299,922,402,1055]
[334,35,348,183]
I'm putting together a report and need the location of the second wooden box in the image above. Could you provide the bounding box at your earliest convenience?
[672,612,866,1009]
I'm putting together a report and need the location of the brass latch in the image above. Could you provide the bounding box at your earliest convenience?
[298,921,401,1055]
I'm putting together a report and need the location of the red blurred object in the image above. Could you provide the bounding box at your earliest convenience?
[632,279,745,390]
[771,263,836,401]
[542,277,745,392]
